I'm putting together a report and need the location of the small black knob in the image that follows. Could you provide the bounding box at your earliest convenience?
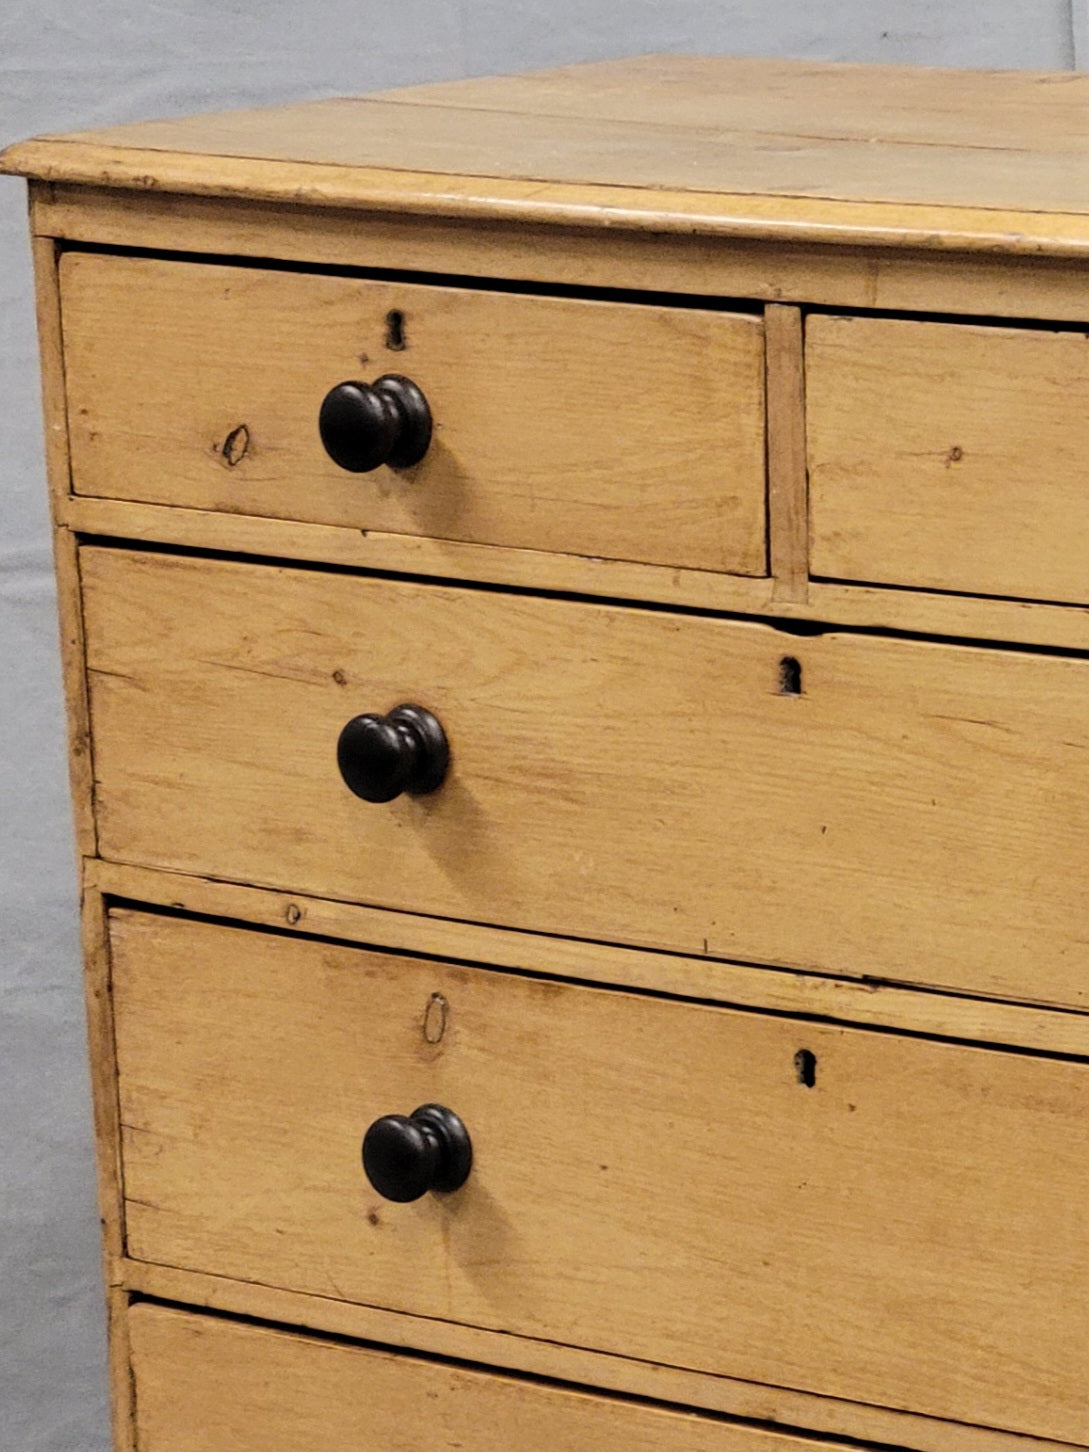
[337,703,449,803]
[362,1103,473,1203]
[319,374,432,472]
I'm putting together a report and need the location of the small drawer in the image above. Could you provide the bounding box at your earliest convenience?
[60,252,767,576]
[807,313,1089,604]
[84,547,1089,1008]
[115,912,1089,1444]
[130,1303,836,1452]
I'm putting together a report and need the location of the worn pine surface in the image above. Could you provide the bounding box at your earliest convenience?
[764,304,808,600]
[28,238,97,860]
[16,51,1089,1452]
[62,492,1089,650]
[60,252,766,575]
[375,54,1089,153]
[121,1261,1085,1452]
[77,888,123,1273]
[128,1303,853,1452]
[113,912,1089,1444]
[15,57,1089,253]
[808,313,1089,602]
[37,184,1089,319]
[104,1288,135,1452]
[89,859,1089,1058]
[83,547,1089,1008]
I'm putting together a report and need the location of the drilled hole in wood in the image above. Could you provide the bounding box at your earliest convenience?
[385,309,407,351]
[779,656,803,695]
[794,1049,817,1088]
[423,992,449,1045]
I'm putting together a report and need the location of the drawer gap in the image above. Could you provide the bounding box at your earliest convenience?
[125,1292,949,1452]
[809,571,1089,637]
[76,535,1089,659]
[804,300,1089,336]
[59,240,767,316]
[101,899,1089,1064]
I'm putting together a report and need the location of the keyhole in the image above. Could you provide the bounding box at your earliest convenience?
[794,1049,817,1087]
[779,656,803,695]
[385,309,407,351]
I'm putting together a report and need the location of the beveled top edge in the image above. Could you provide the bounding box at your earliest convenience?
[8,54,1089,255]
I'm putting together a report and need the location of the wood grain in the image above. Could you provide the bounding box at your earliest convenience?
[17,56,1089,250]
[122,1260,1085,1452]
[82,546,1089,1009]
[62,492,1089,652]
[106,1287,136,1452]
[112,910,1089,1444]
[30,234,73,519]
[16,145,1089,261]
[78,889,135,1445]
[79,883,125,1270]
[764,304,807,600]
[87,858,1089,1058]
[34,186,1089,322]
[127,1302,855,1452]
[29,234,96,858]
[808,313,1089,604]
[48,527,95,859]
[375,54,1089,155]
[61,252,767,576]
[18,56,1089,1452]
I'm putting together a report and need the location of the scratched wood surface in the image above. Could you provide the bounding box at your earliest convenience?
[83,546,1089,1010]
[15,57,1089,253]
[121,1260,1088,1452]
[18,53,1089,1452]
[35,185,1089,319]
[375,55,1089,154]
[128,1302,862,1452]
[90,858,1089,1059]
[60,492,1089,651]
[60,251,767,577]
[114,911,1089,1444]
[764,304,808,601]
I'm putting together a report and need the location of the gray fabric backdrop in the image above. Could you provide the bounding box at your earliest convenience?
[0,5,1080,1447]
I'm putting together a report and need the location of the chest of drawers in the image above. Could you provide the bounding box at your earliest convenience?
[7,52,1089,1452]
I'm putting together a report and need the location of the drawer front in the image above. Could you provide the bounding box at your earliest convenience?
[115,912,1089,1442]
[60,253,767,576]
[130,1303,834,1452]
[85,548,1089,1007]
[808,313,1089,604]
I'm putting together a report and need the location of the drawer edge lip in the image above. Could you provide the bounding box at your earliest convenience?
[63,495,773,601]
[30,186,1089,330]
[63,496,1089,652]
[811,568,1089,623]
[88,859,1089,1057]
[120,1260,1083,1452]
[11,140,1089,261]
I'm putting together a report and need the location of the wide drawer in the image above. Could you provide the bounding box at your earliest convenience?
[130,1303,841,1451]
[60,252,767,576]
[114,912,1089,1443]
[807,312,1089,604]
[84,547,1089,1007]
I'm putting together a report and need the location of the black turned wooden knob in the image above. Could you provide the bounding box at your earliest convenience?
[319,375,432,472]
[362,1103,473,1203]
[336,703,449,803]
